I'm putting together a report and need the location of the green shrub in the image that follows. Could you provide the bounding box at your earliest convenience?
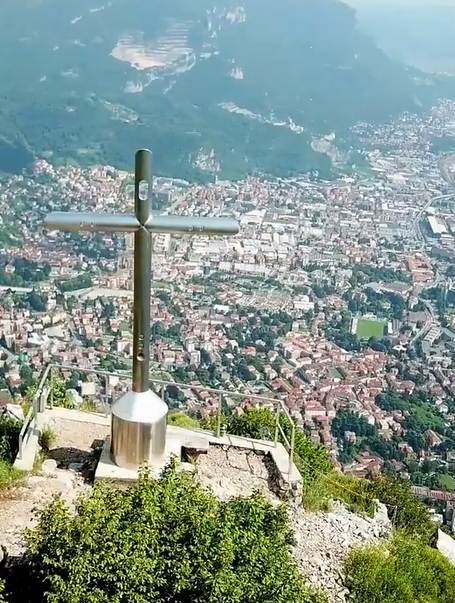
[38,425,56,453]
[0,459,23,492]
[79,400,98,413]
[50,376,73,409]
[344,532,455,603]
[367,475,436,543]
[26,461,325,603]
[167,411,199,429]
[317,472,376,516]
[0,416,21,463]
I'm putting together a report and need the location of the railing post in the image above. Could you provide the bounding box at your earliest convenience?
[216,393,222,438]
[50,368,54,409]
[38,386,44,413]
[288,422,296,484]
[274,404,281,447]
[104,376,109,417]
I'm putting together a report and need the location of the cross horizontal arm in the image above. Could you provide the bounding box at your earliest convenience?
[145,215,239,236]
[45,212,239,236]
[45,212,139,233]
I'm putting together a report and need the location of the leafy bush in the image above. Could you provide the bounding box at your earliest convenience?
[38,426,56,453]
[0,417,21,463]
[0,459,23,492]
[367,475,436,544]
[167,411,200,429]
[26,461,325,603]
[344,532,455,603]
[50,376,73,409]
[318,472,376,517]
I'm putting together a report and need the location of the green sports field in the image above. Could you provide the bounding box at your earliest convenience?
[355,318,387,339]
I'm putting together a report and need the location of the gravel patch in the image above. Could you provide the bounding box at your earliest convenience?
[195,446,278,502]
[1,416,108,562]
[46,418,109,467]
[0,470,89,559]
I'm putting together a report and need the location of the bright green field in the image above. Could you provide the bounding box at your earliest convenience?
[356,318,386,339]
[440,474,455,491]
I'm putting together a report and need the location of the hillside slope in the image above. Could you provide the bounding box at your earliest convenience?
[0,0,448,179]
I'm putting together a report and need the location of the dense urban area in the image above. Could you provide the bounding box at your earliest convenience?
[4,94,455,603]
[3,101,455,502]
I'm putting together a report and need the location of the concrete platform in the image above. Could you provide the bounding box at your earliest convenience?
[95,425,211,482]
[14,408,110,472]
[41,407,110,426]
[16,406,302,496]
[94,424,302,489]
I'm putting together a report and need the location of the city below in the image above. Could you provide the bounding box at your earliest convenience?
[4,99,455,515]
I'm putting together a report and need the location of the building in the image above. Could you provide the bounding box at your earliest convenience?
[427,216,448,238]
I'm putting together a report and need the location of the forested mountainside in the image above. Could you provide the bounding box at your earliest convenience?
[0,0,452,179]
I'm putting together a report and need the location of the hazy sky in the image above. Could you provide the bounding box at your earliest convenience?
[346,0,455,5]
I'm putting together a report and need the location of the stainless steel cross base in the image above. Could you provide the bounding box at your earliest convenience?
[110,389,168,470]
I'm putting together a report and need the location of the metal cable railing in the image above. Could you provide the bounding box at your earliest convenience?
[18,364,52,459]
[18,363,297,482]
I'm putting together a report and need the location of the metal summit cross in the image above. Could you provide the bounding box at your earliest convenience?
[45,149,239,470]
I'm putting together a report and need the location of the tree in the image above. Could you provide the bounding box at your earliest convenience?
[367,475,436,544]
[19,364,34,392]
[25,462,325,603]
[26,291,47,313]
[344,533,455,603]
[331,410,375,438]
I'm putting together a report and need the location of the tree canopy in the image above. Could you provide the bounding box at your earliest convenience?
[344,532,455,603]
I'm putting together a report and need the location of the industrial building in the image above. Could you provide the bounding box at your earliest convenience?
[427,215,449,238]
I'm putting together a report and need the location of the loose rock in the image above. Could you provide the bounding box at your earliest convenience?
[41,459,58,473]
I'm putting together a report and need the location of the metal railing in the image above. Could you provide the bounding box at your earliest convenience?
[18,364,52,460]
[18,363,297,481]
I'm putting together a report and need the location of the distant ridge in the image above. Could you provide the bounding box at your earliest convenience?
[0,0,454,179]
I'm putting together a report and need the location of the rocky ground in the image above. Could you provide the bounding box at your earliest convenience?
[0,464,88,560]
[0,417,105,561]
[196,445,279,502]
[195,446,391,603]
[44,417,109,467]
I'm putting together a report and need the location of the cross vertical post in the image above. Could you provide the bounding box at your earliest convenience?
[132,150,152,394]
[44,149,239,471]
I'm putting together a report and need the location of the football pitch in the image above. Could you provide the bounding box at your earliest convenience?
[355,318,386,339]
